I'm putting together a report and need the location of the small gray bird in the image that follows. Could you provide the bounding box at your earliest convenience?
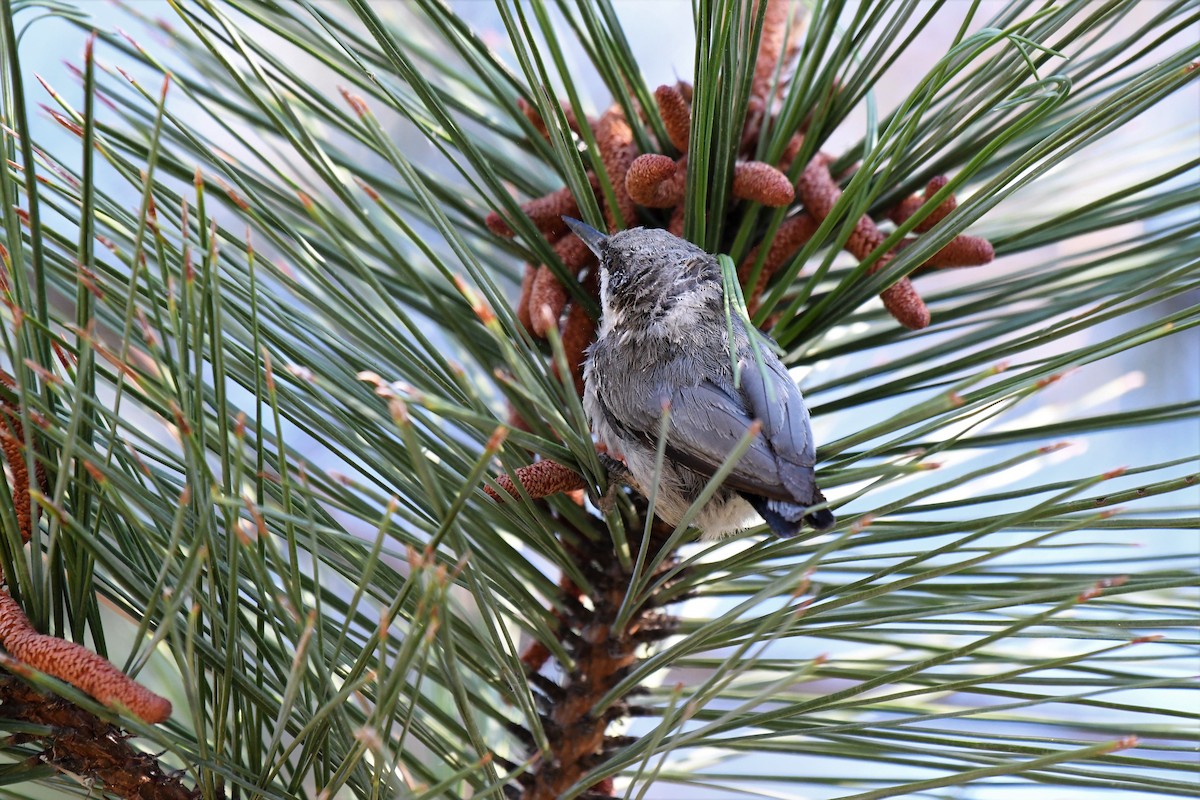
[564,218,835,538]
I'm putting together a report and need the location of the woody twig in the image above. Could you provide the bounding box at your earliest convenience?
[0,675,198,799]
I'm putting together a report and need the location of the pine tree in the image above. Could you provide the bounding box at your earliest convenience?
[0,1,1196,798]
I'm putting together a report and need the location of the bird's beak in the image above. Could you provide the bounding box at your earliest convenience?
[563,217,607,258]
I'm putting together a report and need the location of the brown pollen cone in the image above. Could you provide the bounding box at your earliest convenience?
[654,84,691,152]
[739,212,820,307]
[518,97,592,140]
[752,0,794,103]
[905,235,995,270]
[553,231,597,271]
[0,591,172,724]
[484,460,586,502]
[516,264,537,333]
[517,97,550,138]
[556,268,600,395]
[742,0,795,148]
[877,255,931,330]
[667,203,686,236]
[0,371,49,542]
[778,131,806,172]
[732,161,795,206]
[889,175,957,232]
[885,175,994,276]
[0,406,36,543]
[559,300,596,396]
[529,266,569,337]
[487,186,580,238]
[596,109,638,231]
[626,154,687,208]
[0,372,173,729]
[796,158,931,329]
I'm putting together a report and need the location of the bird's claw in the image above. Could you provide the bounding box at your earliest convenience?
[597,453,631,515]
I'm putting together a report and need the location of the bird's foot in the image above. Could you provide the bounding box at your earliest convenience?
[598,453,631,515]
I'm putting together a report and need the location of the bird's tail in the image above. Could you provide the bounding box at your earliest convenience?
[742,492,835,538]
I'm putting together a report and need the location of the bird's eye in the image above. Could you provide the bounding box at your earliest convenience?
[605,263,630,291]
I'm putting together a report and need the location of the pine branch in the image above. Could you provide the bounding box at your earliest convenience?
[0,675,199,799]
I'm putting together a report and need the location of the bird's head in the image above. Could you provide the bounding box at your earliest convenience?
[563,218,720,329]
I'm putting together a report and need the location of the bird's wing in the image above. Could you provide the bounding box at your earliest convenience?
[736,352,820,502]
[665,380,802,500]
[598,372,800,502]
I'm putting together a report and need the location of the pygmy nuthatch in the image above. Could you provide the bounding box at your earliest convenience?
[564,218,835,538]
